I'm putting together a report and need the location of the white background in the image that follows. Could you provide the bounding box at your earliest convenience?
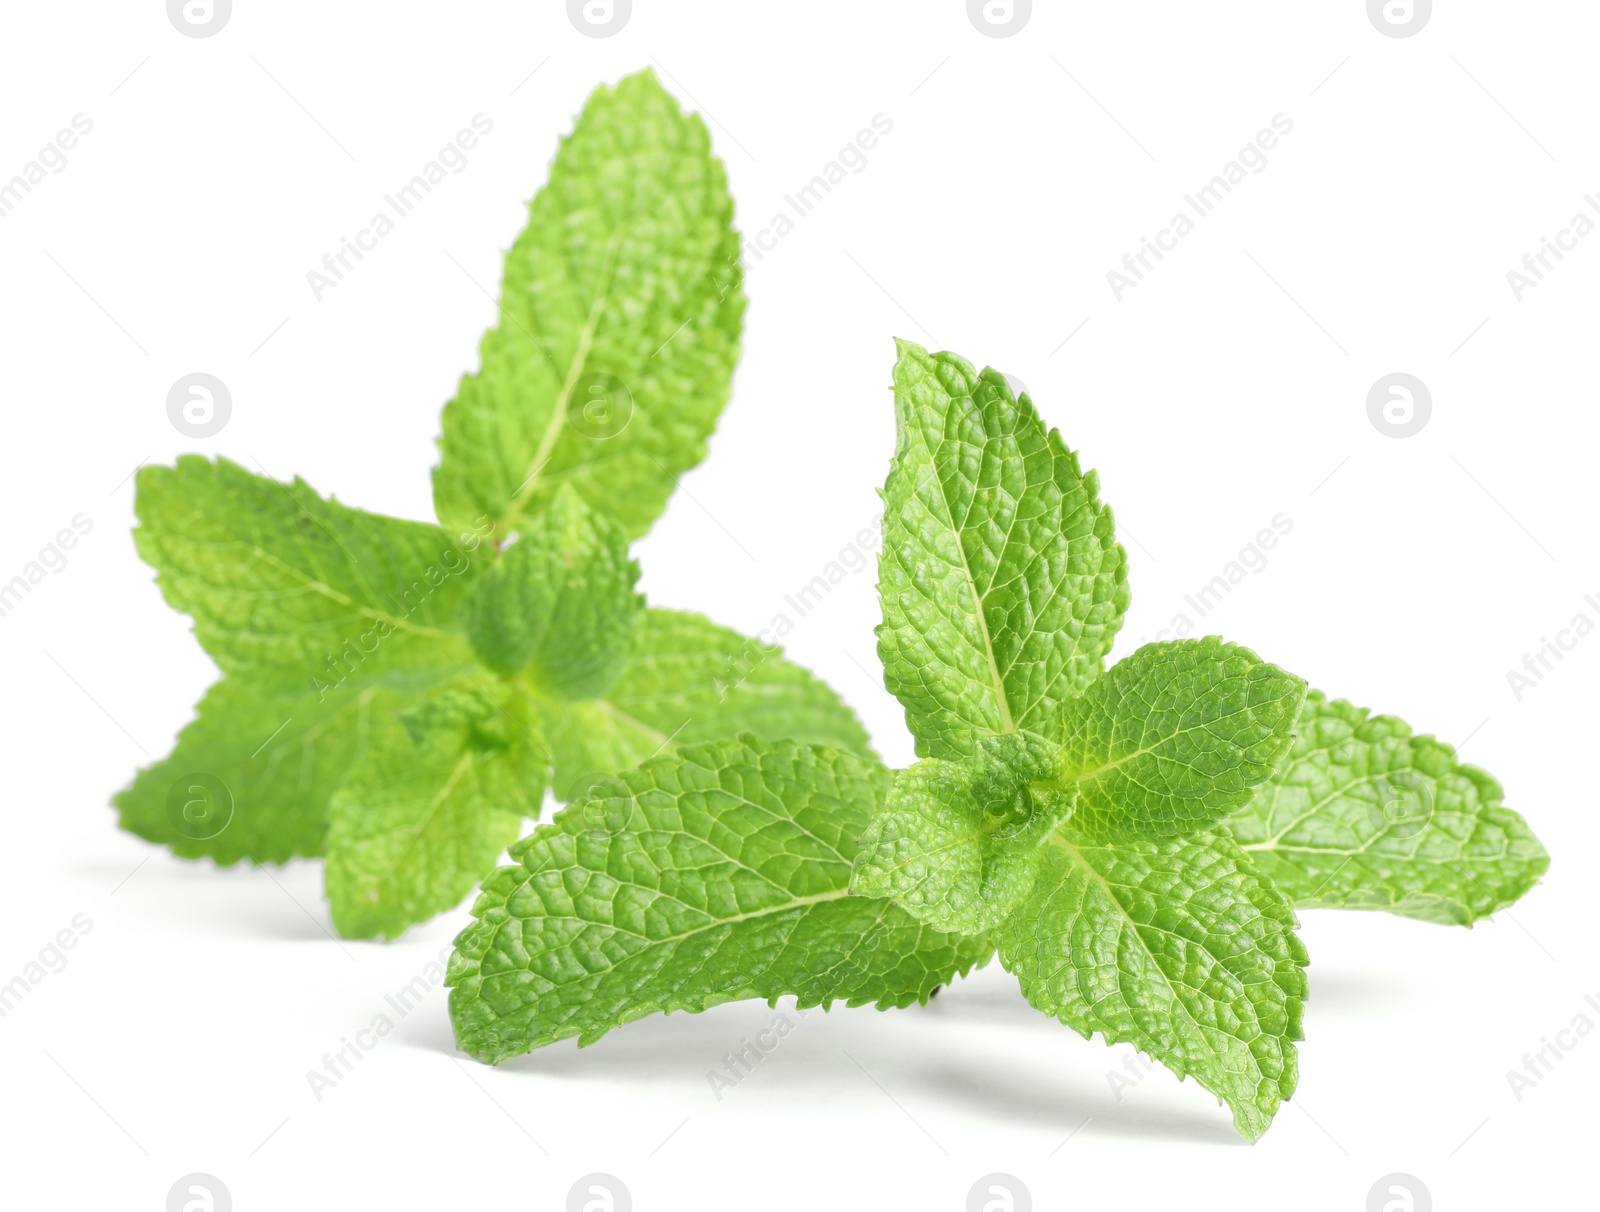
[1,2,1594,1209]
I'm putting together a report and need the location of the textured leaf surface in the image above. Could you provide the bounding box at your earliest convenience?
[115,671,407,864]
[538,608,874,800]
[466,486,643,697]
[877,341,1128,760]
[1226,691,1549,924]
[326,684,548,940]
[1061,637,1306,841]
[851,734,1074,934]
[448,737,992,1063]
[432,69,745,541]
[1000,827,1306,1141]
[135,455,484,678]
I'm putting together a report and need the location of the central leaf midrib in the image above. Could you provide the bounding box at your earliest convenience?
[249,545,460,643]
[586,697,673,749]
[381,750,480,878]
[1065,709,1259,788]
[928,451,1015,736]
[1043,829,1225,1051]
[501,227,628,533]
[612,887,852,952]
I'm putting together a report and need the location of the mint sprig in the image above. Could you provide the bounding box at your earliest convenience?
[849,342,1543,1137]
[447,338,1548,1143]
[115,71,870,941]
[105,61,1548,1142]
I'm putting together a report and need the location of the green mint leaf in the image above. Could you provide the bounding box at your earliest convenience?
[1000,826,1306,1141]
[114,673,404,864]
[123,454,488,864]
[465,486,644,698]
[537,608,874,801]
[877,341,1128,760]
[448,736,992,1063]
[325,683,548,940]
[135,455,484,679]
[850,734,1075,934]
[1061,637,1306,841]
[432,68,745,543]
[1225,691,1549,924]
